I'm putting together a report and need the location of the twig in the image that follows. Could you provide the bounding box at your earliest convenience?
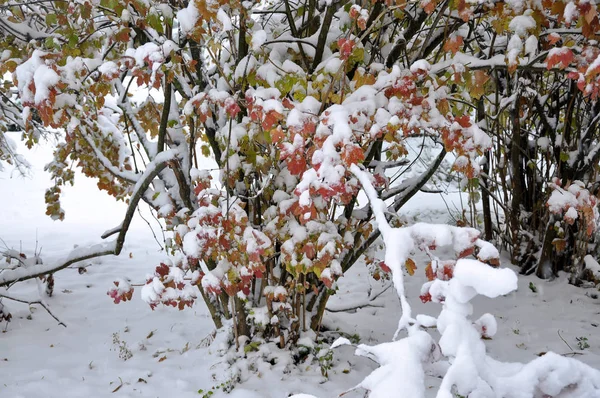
[0,292,66,327]
[136,207,164,251]
[557,330,574,352]
[326,302,384,313]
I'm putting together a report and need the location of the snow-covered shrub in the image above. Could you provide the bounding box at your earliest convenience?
[543,179,600,283]
[291,170,600,398]
[3,0,600,349]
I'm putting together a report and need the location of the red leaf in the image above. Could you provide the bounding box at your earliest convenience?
[287,156,306,175]
[380,261,391,273]
[155,263,169,277]
[271,126,284,144]
[546,48,574,70]
[458,247,474,258]
[262,110,282,130]
[419,292,432,303]
[337,38,355,61]
[225,98,241,118]
[282,98,294,110]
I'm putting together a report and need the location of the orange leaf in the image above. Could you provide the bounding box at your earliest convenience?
[421,0,436,14]
[425,262,435,281]
[405,258,417,276]
[341,145,365,166]
[443,35,464,55]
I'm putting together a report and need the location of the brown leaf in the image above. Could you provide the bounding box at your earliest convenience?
[111,378,124,393]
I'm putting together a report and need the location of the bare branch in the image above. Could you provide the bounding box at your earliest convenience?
[0,150,178,287]
[0,292,66,327]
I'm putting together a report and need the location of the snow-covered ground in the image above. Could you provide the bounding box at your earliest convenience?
[1,141,600,397]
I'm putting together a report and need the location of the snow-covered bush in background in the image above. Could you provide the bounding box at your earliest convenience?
[545,179,600,283]
[291,169,600,397]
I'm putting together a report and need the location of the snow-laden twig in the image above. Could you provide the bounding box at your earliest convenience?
[351,164,414,338]
[79,120,139,184]
[0,150,179,287]
[0,241,117,287]
[295,165,600,398]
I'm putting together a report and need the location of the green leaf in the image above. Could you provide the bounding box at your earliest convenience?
[100,0,118,10]
[45,13,57,26]
[68,34,78,49]
[243,341,261,353]
[560,152,570,162]
[147,13,164,34]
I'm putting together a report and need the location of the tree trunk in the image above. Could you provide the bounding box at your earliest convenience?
[310,288,330,332]
[234,296,250,339]
[198,285,223,329]
[509,99,524,264]
[481,151,493,241]
[477,100,493,241]
[535,219,558,279]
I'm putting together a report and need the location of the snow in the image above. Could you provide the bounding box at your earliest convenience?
[32,65,60,105]
[538,136,550,150]
[453,259,518,298]
[565,206,579,221]
[509,14,536,37]
[584,255,600,277]
[507,35,524,67]
[410,59,431,74]
[564,1,578,24]
[15,50,58,107]
[524,35,538,59]
[547,182,581,213]
[217,9,233,32]
[251,31,267,52]
[2,142,600,398]
[176,1,199,36]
